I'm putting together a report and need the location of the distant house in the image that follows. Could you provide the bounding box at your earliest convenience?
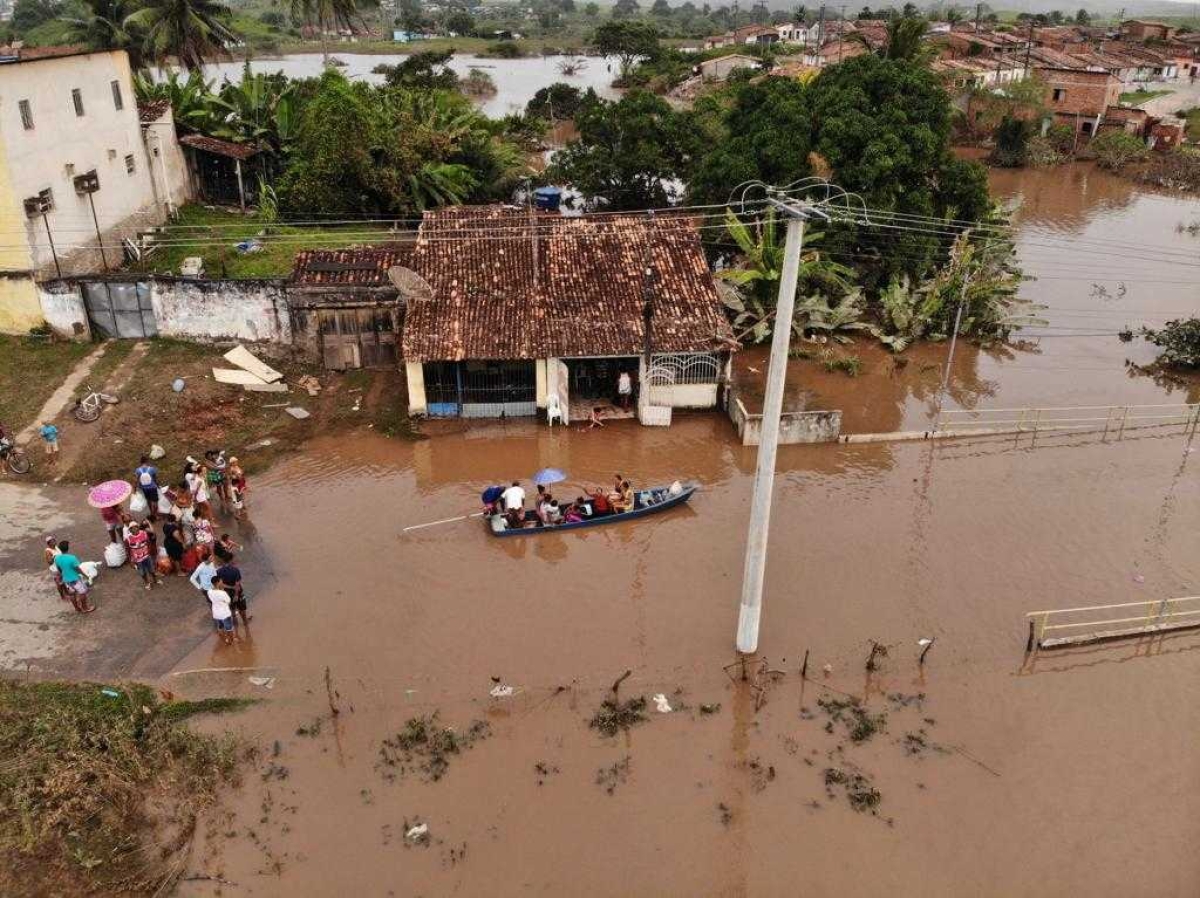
[178,134,264,211]
[699,53,760,82]
[399,206,735,424]
[932,57,1022,92]
[1119,20,1175,43]
[802,40,867,68]
[1037,67,1122,138]
[944,29,1030,60]
[774,23,809,44]
[704,24,782,49]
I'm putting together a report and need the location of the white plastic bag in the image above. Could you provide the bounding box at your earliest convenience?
[129,491,148,515]
[79,560,100,583]
[158,493,173,514]
[104,541,127,568]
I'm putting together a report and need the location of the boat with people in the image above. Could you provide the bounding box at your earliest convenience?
[485,480,697,538]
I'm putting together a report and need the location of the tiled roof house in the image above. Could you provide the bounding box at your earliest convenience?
[395,205,735,422]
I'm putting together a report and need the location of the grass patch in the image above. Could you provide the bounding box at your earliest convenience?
[377,713,491,783]
[821,353,863,377]
[1178,107,1200,141]
[126,205,398,279]
[1120,88,1173,106]
[0,679,248,897]
[0,336,93,433]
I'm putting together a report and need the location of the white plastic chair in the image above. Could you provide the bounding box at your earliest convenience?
[546,394,563,428]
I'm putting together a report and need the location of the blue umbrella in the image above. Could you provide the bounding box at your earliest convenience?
[532,467,567,486]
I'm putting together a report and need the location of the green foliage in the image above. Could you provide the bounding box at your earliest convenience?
[446,9,476,34]
[526,82,588,120]
[822,351,863,376]
[290,0,356,35]
[12,0,61,32]
[125,0,239,70]
[373,49,460,91]
[1141,318,1200,369]
[798,292,871,344]
[991,115,1033,167]
[548,90,692,210]
[482,40,524,58]
[592,19,661,78]
[870,274,945,351]
[1090,130,1150,170]
[63,0,144,68]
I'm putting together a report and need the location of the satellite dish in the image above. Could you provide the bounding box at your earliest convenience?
[387,266,434,302]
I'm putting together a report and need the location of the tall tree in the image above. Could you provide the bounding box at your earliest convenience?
[612,0,640,18]
[879,15,930,61]
[125,0,237,70]
[64,0,143,69]
[592,20,660,78]
[292,0,359,62]
[548,90,693,209]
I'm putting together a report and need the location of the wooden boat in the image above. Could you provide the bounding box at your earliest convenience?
[487,482,697,538]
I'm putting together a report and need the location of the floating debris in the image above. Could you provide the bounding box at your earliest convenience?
[595,756,632,795]
[589,695,648,737]
[378,713,491,783]
[818,697,887,743]
[824,766,882,814]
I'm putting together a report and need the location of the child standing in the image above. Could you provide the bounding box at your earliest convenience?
[207,585,235,645]
[39,421,59,465]
[126,522,160,590]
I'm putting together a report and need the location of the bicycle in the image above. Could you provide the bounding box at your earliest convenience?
[73,385,119,423]
[0,436,31,474]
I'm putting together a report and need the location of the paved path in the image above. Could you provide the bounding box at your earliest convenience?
[15,342,108,445]
[1137,79,1200,118]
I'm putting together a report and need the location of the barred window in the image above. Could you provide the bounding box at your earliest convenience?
[19,99,33,130]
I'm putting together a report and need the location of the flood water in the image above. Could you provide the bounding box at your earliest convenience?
[199,53,619,118]
[171,165,1200,897]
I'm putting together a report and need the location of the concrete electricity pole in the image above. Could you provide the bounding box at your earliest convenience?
[736,195,826,655]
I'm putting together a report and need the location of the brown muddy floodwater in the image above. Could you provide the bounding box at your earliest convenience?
[171,166,1200,898]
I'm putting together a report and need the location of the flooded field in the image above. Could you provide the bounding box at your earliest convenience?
[197,53,619,118]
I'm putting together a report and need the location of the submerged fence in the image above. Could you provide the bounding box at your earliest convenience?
[936,403,1200,439]
[1026,596,1200,650]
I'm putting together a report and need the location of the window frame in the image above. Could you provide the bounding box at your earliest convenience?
[18,99,34,130]
[124,154,136,174]
[111,80,124,111]
[71,88,85,117]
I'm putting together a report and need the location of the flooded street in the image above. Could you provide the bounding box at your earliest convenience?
[148,163,1200,896]
[198,53,619,118]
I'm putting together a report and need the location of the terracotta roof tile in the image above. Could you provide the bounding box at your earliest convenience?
[291,245,418,286]
[138,99,171,123]
[178,133,261,160]
[402,206,734,362]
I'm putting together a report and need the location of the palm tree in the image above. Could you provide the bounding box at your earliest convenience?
[125,0,238,70]
[290,0,359,64]
[65,0,144,69]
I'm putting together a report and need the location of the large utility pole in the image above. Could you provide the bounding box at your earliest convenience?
[736,195,827,656]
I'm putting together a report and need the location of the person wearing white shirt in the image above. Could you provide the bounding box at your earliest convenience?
[501,482,525,514]
[207,586,235,644]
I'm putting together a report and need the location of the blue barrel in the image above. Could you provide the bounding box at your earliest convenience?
[533,186,563,212]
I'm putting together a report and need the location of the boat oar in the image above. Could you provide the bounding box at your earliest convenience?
[402,512,485,533]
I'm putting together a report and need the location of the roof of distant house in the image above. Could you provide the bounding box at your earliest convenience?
[699,53,760,67]
[178,133,261,160]
[401,205,734,363]
[291,246,418,286]
[138,99,171,124]
[1121,19,1170,28]
[0,44,92,64]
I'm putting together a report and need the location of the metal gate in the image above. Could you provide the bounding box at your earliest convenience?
[317,307,398,370]
[421,361,537,418]
[82,281,156,338]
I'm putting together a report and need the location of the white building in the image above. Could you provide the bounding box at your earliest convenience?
[0,46,191,332]
[775,23,810,45]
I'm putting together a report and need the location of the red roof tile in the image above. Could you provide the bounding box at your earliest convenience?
[179,133,261,160]
[401,206,734,362]
[291,246,418,286]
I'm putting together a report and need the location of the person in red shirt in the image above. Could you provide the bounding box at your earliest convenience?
[100,504,122,544]
[589,489,613,517]
[126,522,161,590]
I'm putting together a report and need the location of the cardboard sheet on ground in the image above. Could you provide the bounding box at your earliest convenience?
[243,381,289,393]
[223,345,283,383]
[212,368,268,386]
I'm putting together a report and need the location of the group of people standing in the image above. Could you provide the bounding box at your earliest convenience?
[486,474,636,530]
[44,448,254,645]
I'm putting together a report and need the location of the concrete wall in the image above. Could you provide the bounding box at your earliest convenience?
[1,50,168,277]
[0,272,42,333]
[0,120,42,333]
[648,382,719,409]
[405,362,427,415]
[38,281,90,340]
[151,279,292,344]
[730,397,841,445]
[141,108,194,212]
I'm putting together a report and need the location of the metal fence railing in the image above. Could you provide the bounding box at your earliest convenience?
[1026,596,1200,650]
[937,403,1200,439]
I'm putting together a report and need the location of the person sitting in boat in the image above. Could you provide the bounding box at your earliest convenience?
[505,508,526,530]
[588,489,613,517]
[562,502,584,523]
[544,500,563,525]
[612,480,634,513]
[535,485,553,524]
[501,481,526,518]
[481,485,505,516]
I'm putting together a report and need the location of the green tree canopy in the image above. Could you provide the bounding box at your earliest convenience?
[64,0,144,69]
[592,20,661,77]
[548,90,694,210]
[125,0,238,70]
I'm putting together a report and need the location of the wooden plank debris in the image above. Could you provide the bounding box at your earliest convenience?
[224,345,283,383]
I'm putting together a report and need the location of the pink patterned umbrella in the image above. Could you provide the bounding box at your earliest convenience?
[87,479,132,509]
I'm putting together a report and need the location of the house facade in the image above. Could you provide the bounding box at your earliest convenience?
[1119,20,1175,43]
[1037,67,1122,137]
[0,46,191,332]
[399,206,735,425]
[699,53,760,82]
